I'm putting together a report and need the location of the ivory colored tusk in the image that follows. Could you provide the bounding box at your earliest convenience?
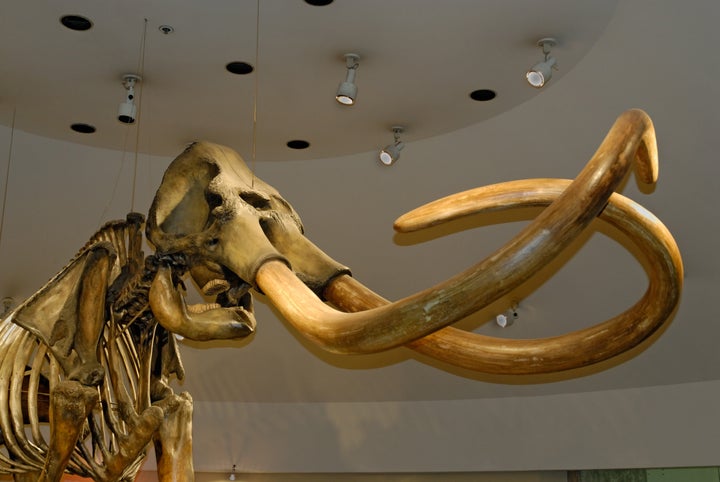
[325,182,683,374]
[256,109,669,357]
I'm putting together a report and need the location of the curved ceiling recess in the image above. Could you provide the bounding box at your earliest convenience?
[0,1,619,160]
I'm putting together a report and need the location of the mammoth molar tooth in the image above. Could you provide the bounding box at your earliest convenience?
[186,302,222,314]
[201,279,231,296]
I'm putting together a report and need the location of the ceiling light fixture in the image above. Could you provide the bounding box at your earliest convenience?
[495,301,519,328]
[287,139,310,150]
[70,123,96,134]
[60,14,93,31]
[229,464,236,481]
[526,38,557,88]
[118,74,142,124]
[226,61,254,75]
[469,89,497,102]
[379,126,405,166]
[336,53,360,105]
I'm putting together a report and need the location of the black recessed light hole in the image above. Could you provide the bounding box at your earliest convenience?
[60,15,93,31]
[226,61,254,75]
[287,140,310,150]
[469,89,497,102]
[71,123,96,134]
[304,0,334,5]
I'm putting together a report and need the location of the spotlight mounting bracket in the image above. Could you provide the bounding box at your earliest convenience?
[122,73,142,86]
[536,37,557,48]
[343,53,360,68]
[536,37,557,55]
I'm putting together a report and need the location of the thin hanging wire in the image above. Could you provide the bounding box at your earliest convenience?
[97,19,148,225]
[97,131,131,225]
[130,18,148,213]
[0,108,16,255]
[251,0,261,188]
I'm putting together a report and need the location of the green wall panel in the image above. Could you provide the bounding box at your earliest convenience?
[575,469,647,482]
[647,467,719,482]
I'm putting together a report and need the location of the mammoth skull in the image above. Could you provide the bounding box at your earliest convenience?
[147,110,683,375]
[146,141,349,340]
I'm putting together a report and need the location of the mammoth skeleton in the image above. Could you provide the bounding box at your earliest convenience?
[1,214,254,482]
[0,109,681,481]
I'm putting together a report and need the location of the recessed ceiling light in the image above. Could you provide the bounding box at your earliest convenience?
[70,123,96,134]
[469,89,497,102]
[304,0,334,5]
[60,15,93,31]
[226,61,254,75]
[286,140,310,150]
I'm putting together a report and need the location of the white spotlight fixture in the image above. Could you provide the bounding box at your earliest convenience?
[379,126,405,166]
[336,53,360,105]
[229,464,236,481]
[495,302,519,328]
[118,73,142,124]
[526,38,557,88]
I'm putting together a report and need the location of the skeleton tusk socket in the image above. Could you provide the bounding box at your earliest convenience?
[256,109,675,359]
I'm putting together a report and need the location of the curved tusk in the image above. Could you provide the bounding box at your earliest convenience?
[325,180,683,373]
[256,109,668,357]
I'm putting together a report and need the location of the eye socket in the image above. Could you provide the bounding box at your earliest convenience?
[205,238,220,249]
[206,192,223,209]
[240,191,271,210]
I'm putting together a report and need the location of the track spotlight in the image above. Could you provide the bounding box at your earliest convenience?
[379,126,405,166]
[526,38,557,88]
[495,302,519,328]
[336,53,360,105]
[118,74,141,124]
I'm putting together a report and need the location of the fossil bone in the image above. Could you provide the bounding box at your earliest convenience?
[1,215,253,482]
[0,109,682,481]
[255,109,682,370]
[144,109,681,371]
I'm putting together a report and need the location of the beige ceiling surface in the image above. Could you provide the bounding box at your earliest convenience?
[0,0,718,474]
[0,0,617,159]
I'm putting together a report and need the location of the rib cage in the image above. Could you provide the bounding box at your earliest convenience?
[0,213,166,480]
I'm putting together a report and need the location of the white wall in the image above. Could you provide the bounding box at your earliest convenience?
[184,380,720,473]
